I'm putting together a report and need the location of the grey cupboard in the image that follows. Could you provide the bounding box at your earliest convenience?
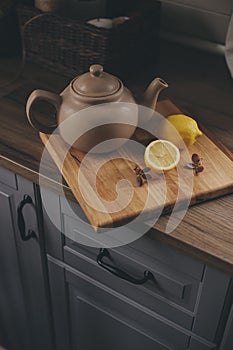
[43,188,233,350]
[1,166,233,350]
[0,167,53,350]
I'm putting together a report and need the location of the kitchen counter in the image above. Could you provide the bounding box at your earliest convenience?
[1,41,233,274]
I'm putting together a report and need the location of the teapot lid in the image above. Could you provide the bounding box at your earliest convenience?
[72,64,121,98]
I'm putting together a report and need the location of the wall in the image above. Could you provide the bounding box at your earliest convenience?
[159,0,233,50]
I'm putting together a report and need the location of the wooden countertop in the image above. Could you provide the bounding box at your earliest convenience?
[1,41,233,273]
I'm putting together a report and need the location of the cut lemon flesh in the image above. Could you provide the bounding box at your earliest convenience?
[144,140,180,172]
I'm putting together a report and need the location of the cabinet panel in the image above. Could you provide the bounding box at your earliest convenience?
[14,177,54,350]
[0,188,31,349]
[0,168,53,350]
[66,267,190,350]
[69,287,171,350]
[220,303,233,350]
[192,266,231,342]
[47,257,71,350]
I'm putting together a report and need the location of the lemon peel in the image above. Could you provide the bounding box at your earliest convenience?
[160,114,202,148]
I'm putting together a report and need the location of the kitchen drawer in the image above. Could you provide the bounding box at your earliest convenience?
[66,262,191,350]
[0,166,17,190]
[60,195,204,279]
[128,232,204,281]
[64,240,199,330]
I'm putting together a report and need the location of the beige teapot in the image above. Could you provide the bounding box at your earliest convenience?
[26,64,168,153]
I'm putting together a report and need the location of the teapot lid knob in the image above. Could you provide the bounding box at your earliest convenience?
[72,64,121,97]
[90,64,103,77]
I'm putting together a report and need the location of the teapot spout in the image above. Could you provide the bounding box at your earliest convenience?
[141,77,168,111]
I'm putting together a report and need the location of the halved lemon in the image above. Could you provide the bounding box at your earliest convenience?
[144,140,180,172]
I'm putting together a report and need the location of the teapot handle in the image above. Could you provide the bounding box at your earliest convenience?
[26,89,62,134]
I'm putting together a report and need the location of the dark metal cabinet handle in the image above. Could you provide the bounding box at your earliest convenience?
[17,195,37,241]
[97,248,154,285]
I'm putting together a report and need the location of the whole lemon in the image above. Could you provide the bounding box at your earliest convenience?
[160,114,202,148]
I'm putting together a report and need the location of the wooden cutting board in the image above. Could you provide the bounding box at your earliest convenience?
[40,100,233,229]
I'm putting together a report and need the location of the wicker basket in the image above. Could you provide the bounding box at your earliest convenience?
[17,3,160,79]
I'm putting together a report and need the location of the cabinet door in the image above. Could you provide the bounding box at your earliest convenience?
[0,180,31,349]
[0,167,53,350]
[69,287,170,350]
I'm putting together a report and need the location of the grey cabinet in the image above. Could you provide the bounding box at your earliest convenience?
[1,169,232,350]
[43,190,233,350]
[0,167,53,350]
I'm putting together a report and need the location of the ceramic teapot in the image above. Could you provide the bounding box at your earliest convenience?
[26,64,168,153]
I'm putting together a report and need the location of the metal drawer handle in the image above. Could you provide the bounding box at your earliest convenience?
[17,194,37,241]
[97,248,154,285]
